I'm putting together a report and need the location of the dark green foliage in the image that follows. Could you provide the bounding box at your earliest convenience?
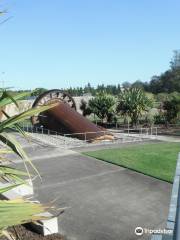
[154,114,166,124]
[163,93,180,124]
[131,80,145,89]
[31,88,47,96]
[148,69,180,94]
[122,81,131,89]
[65,84,122,96]
[80,99,92,116]
[88,92,116,122]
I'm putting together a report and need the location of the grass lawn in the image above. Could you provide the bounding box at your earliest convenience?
[84,142,180,183]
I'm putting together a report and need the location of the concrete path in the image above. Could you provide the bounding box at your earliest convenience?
[155,135,180,142]
[9,133,172,240]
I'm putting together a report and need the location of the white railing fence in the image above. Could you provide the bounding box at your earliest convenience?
[19,123,158,148]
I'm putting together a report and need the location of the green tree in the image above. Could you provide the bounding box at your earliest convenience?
[170,50,180,69]
[88,92,116,123]
[80,99,92,116]
[148,51,180,94]
[31,88,47,97]
[131,80,145,89]
[163,93,180,126]
[84,82,93,94]
[156,92,169,102]
[122,81,131,89]
[117,88,153,126]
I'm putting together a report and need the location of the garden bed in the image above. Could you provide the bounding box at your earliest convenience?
[157,126,180,137]
[0,225,64,240]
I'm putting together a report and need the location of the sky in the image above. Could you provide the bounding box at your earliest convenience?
[0,0,180,90]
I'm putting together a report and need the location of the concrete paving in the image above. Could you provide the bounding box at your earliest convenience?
[9,133,172,240]
[155,135,180,142]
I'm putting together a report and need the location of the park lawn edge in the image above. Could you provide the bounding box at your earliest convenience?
[83,142,179,184]
[84,153,173,184]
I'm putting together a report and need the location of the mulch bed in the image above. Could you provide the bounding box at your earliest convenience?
[0,225,65,240]
[158,126,180,137]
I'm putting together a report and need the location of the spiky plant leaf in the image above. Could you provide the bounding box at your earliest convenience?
[0,91,59,236]
[0,165,28,183]
[0,149,13,163]
[0,149,12,154]
[0,166,28,177]
[117,88,153,126]
[0,199,49,232]
[0,91,31,108]
[0,103,58,132]
[0,184,22,194]
[2,110,28,139]
[0,133,38,180]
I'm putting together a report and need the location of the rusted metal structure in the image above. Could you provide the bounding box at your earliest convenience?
[31,89,114,142]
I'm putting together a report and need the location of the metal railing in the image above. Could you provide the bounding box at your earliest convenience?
[19,123,158,148]
[112,127,158,137]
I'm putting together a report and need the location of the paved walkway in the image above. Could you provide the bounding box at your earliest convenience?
[155,135,180,142]
[10,134,172,240]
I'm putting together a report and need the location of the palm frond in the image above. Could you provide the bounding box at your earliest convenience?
[0,149,12,154]
[2,110,28,139]
[0,91,31,108]
[0,91,58,235]
[0,199,49,232]
[0,132,39,180]
[0,103,58,132]
[0,184,22,194]
[0,165,28,183]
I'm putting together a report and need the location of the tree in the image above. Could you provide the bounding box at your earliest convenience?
[131,80,145,89]
[31,88,47,96]
[147,51,180,94]
[80,99,92,116]
[163,93,180,126]
[170,50,180,69]
[156,92,169,102]
[84,82,93,94]
[117,88,153,126]
[88,92,116,123]
[122,81,131,89]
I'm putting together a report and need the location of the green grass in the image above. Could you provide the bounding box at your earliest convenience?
[84,142,180,183]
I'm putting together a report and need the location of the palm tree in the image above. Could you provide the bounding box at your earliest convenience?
[117,88,153,127]
[0,90,57,239]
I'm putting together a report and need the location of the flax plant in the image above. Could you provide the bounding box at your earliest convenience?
[0,90,57,239]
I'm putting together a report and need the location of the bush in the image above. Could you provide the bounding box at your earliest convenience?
[154,114,166,124]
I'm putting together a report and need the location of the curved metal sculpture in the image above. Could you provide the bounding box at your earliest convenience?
[31,89,114,142]
[31,89,76,127]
